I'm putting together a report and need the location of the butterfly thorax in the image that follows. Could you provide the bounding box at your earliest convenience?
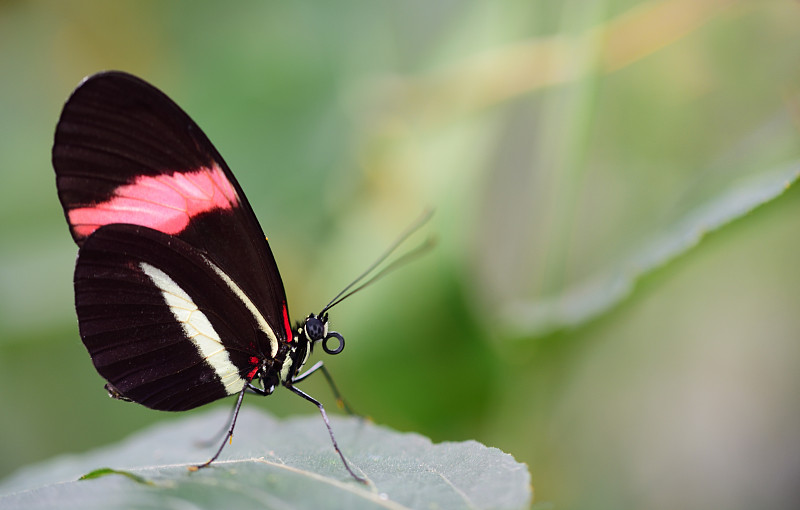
[283,313,326,382]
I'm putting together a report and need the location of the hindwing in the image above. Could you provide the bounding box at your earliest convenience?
[74,224,282,411]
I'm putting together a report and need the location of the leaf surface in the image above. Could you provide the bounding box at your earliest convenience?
[0,408,531,510]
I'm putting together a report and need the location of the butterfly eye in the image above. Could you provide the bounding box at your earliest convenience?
[304,315,326,341]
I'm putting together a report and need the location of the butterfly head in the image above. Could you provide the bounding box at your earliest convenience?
[285,313,345,382]
[301,313,345,355]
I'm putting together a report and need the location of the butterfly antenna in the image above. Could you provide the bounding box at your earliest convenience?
[323,236,435,312]
[319,209,434,315]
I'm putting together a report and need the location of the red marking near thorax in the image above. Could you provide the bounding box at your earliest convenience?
[247,356,259,380]
[68,164,238,238]
[282,302,293,342]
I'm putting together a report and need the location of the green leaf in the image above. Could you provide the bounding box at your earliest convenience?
[0,408,531,510]
[500,161,800,338]
[78,468,153,486]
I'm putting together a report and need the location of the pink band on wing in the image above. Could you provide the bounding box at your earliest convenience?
[69,164,239,238]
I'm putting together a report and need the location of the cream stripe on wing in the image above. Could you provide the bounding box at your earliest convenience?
[203,258,279,357]
[139,262,246,395]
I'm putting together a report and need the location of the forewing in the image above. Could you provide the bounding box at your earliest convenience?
[74,224,280,411]
[53,71,292,343]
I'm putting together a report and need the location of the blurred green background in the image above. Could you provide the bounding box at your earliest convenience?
[2,1,800,508]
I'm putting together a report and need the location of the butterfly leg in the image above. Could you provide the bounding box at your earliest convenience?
[193,393,247,448]
[104,383,132,402]
[188,384,248,471]
[285,383,367,484]
[292,361,359,416]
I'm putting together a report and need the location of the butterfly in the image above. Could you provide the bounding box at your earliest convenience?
[52,71,406,482]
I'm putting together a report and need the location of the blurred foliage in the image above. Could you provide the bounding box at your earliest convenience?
[1,1,800,509]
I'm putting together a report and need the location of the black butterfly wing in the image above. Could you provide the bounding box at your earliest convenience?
[53,71,293,345]
[75,224,286,411]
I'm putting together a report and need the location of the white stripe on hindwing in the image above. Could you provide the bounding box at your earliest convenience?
[203,257,279,357]
[139,262,246,394]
